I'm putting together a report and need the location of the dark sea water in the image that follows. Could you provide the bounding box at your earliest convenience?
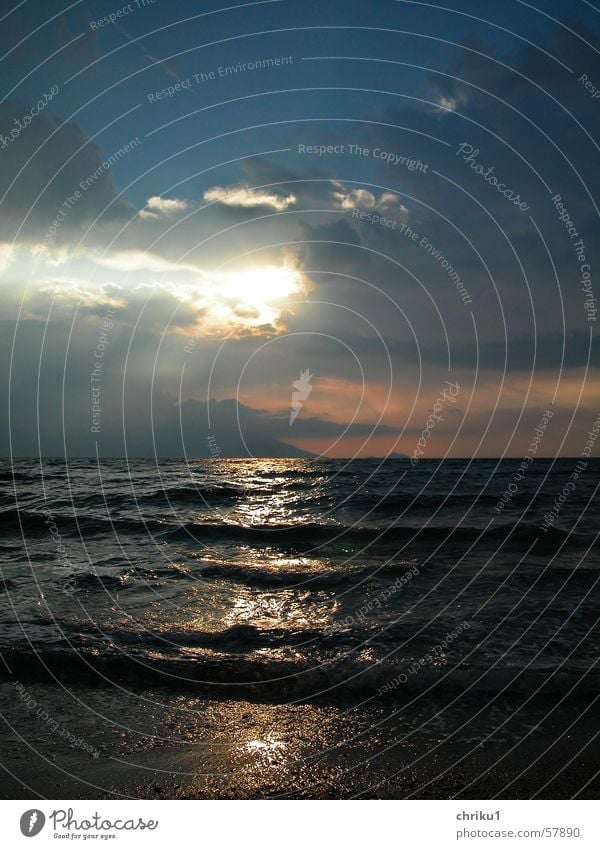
[0,458,598,701]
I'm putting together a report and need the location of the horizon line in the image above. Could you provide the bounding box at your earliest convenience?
[1,455,594,461]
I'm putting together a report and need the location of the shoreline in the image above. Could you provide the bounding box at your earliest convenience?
[1,680,598,800]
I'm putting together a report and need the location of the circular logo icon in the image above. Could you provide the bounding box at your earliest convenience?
[20,810,45,837]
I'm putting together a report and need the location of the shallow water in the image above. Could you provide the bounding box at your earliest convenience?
[0,457,598,700]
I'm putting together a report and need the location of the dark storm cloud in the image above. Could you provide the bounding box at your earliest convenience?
[426,16,600,106]
[261,413,397,439]
[0,102,134,242]
[279,328,597,376]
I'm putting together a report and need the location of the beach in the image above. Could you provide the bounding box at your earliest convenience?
[1,677,598,799]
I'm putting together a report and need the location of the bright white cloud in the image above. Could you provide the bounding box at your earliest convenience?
[333,186,408,213]
[29,245,198,275]
[435,93,468,114]
[135,264,304,332]
[31,243,77,267]
[379,192,403,208]
[336,188,378,210]
[139,196,189,219]
[16,242,305,335]
[93,250,199,274]
[438,96,458,111]
[204,184,297,211]
[0,243,15,272]
[35,280,123,310]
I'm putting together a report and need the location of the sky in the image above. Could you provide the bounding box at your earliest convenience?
[0,0,598,458]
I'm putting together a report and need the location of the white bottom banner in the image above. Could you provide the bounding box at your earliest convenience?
[0,800,597,848]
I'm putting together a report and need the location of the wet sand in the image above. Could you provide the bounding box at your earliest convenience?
[0,680,598,799]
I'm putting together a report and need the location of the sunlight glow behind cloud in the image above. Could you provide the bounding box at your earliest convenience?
[0,243,15,272]
[13,243,304,335]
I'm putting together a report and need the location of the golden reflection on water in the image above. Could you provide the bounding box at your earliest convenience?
[244,737,284,753]
[193,457,325,526]
[240,733,288,772]
[223,589,330,630]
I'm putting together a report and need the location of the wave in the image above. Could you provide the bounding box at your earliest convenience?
[0,509,164,535]
[1,641,595,699]
[195,559,418,589]
[168,519,590,549]
[62,564,191,591]
[351,490,556,511]
[0,471,34,482]
[1,508,592,551]
[139,484,243,504]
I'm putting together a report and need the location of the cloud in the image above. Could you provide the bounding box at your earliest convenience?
[28,244,198,275]
[139,196,189,219]
[203,184,297,211]
[12,245,305,336]
[0,101,134,243]
[435,95,468,114]
[268,413,397,439]
[332,184,408,212]
[93,249,199,274]
[0,243,15,272]
[426,17,600,123]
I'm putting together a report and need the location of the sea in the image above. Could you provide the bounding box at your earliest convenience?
[0,458,598,702]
